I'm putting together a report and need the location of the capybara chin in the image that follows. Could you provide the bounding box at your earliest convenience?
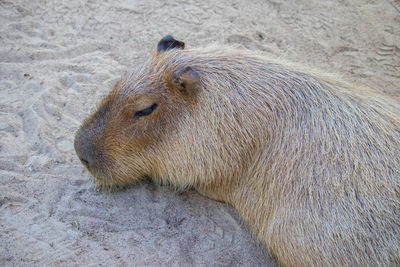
[74,35,400,266]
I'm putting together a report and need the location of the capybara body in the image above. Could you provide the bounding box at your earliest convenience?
[75,36,400,266]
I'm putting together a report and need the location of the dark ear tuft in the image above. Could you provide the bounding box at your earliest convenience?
[157,35,185,52]
[170,67,200,97]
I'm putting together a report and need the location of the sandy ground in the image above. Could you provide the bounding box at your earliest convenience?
[0,0,399,266]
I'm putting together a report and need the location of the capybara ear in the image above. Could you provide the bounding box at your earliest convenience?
[170,66,200,96]
[157,35,185,52]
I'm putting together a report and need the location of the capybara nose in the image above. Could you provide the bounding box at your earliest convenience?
[74,130,96,171]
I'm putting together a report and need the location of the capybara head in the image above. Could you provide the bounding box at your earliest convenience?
[74,35,219,187]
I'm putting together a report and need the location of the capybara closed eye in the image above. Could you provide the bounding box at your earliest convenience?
[75,35,400,266]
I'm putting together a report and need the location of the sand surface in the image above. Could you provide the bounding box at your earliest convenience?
[1,0,399,266]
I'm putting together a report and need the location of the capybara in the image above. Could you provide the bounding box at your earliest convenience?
[74,35,400,266]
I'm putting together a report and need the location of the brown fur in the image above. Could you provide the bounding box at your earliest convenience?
[75,42,400,266]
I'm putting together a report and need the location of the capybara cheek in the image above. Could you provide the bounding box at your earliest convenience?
[107,152,147,184]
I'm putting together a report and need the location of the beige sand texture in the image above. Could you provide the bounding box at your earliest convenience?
[0,0,399,266]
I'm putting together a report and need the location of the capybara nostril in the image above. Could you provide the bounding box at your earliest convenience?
[79,157,90,168]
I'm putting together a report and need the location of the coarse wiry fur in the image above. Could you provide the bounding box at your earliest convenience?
[75,43,400,266]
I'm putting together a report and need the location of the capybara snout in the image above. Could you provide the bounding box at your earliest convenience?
[75,35,400,266]
[74,131,92,169]
[74,100,110,179]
